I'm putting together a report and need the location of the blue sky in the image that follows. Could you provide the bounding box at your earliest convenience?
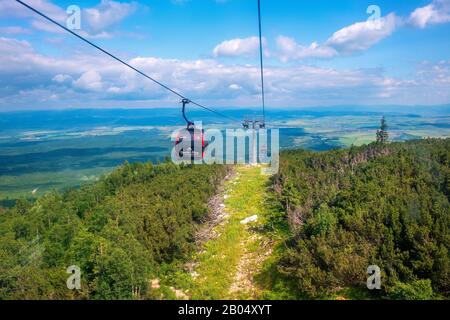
[1,0,450,111]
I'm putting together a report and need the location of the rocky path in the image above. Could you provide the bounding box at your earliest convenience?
[187,166,275,300]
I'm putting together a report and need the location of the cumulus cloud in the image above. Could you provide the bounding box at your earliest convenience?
[417,60,450,85]
[409,0,450,28]
[1,0,138,38]
[275,1,450,62]
[0,0,65,20]
[73,70,104,91]
[276,13,398,61]
[82,0,138,35]
[0,0,67,34]
[326,13,398,52]
[213,36,266,57]
[1,36,450,109]
[0,37,104,75]
[52,74,72,83]
[276,36,338,62]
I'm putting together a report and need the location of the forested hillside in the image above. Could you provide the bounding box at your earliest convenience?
[272,139,450,299]
[1,139,448,300]
[0,161,229,299]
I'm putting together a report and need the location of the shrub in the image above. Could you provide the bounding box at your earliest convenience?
[387,280,434,300]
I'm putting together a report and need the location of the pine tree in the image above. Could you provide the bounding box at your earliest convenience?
[376,116,389,143]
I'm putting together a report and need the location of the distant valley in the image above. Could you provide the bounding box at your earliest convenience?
[1,106,449,206]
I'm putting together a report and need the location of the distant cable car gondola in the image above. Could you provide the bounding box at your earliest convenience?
[174,99,209,161]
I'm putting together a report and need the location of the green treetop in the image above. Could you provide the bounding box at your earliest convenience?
[376,116,389,143]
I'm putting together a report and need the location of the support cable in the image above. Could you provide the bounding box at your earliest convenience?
[15,0,240,123]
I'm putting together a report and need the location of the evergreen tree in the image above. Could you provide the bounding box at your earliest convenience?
[376,116,389,143]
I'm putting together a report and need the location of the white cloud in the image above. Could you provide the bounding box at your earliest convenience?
[326,13,398,52]
[276,13,398,61]
[83,0,138,35]
[213,36,266,57]
[0,0,65,20]
[1,0,138,38]
[1,34,450,109]
[0,37,104,76]
[52,74,72,83]
[274,0,450,62]
[0,26,32,35]
[409,0,450,28]
[276,36,338,62]
[31,19,66,34]
[73,70,103,91]
[0,0,67,34]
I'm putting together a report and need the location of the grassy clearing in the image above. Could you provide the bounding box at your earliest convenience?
[0,167,112,205]
[192,166,267,299]
[180,166,273,299]
[338,133,375,147]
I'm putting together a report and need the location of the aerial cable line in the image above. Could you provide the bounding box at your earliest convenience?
[15,0,240,123]
[257,0,266,124]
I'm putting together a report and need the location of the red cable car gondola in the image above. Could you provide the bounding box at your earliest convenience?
[174,99,209,161]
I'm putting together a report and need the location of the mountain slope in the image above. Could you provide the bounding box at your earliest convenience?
[272,139,450,299]
[0,139,448,300]
[0,161,229,299]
